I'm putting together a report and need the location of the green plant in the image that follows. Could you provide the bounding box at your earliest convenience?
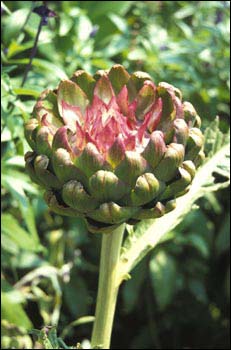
[23,64,229,348]
[1,2,230,349]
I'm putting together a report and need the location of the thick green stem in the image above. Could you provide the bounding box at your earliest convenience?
[91,224,125,349]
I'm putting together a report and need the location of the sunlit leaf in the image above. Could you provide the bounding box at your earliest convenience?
[1,279,32,330]
[2,213,38,251]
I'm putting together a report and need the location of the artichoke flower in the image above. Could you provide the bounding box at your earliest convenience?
[24,65,205,232]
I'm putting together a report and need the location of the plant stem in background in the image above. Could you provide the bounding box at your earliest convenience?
[21,1,36,32]
[91,224,126,349]
[21,18,43,87]
[21,3,56,86]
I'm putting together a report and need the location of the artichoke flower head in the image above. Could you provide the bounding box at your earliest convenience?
[25,65,205,232]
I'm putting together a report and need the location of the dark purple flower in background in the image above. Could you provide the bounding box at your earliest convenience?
[89,25,99,38]
[160,45,168,51]
[33,5,56,26]
[215,10,223,24]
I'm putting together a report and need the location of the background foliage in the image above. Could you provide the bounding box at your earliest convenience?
[1,1,230,349]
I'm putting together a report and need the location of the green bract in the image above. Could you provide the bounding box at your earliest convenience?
[24,65,205,232]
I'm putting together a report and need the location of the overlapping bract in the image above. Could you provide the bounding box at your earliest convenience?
[25,65,205,232]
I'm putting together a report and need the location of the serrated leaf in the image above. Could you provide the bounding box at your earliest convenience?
[34,327,58,349]
[204,117,229,157]
[119,140,230,279]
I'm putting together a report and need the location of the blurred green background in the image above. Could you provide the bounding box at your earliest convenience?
[1,1,230,349]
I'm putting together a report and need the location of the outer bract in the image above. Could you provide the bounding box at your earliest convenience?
[25,65,205,232]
